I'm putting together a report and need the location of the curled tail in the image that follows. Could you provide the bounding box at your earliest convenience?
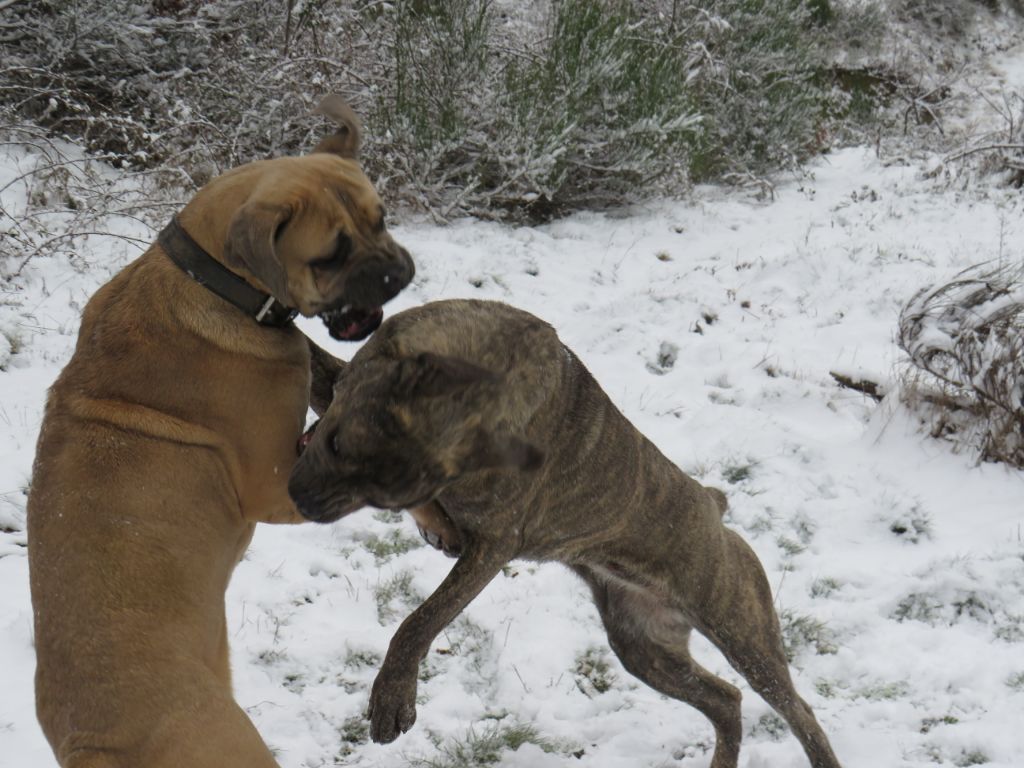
[706,487,728,517]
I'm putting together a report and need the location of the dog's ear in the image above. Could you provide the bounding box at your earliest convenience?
[394,352,498,400]
[224,201,292,301]
[458,429,545,475]
[311,94,362,159]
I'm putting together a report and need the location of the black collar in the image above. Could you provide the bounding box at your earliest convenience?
[158,217,298,328]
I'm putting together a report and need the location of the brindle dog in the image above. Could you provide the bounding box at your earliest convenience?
[289,299,842,768]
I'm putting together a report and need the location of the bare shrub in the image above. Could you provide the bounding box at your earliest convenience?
[0,122,181,282]
[898,262,1024,468]
[945,90,1024,188]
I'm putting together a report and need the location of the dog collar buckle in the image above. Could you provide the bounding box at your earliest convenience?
[255,295,299,326]
[255,295,278,324]
[254,295,276,323]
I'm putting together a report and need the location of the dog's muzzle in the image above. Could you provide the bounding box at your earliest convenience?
[288,478,361,524]
[320,247,414,341]
[290,422,362,523]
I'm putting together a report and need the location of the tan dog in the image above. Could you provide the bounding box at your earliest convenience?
[27,98,412,768]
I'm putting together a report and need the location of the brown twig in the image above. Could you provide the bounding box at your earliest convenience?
[829,371,885,401]
[944,143,1024,164]
[13,231,150,278]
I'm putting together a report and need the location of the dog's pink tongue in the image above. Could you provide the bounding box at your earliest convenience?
[339,306,384,341]
[297,420,320,455]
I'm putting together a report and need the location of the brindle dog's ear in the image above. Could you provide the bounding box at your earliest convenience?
[460,429,545,474]
[311,94,362,160]
[394,352,498,400]
[224,201,292,301]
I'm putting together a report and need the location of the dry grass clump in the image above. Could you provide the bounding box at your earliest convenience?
[898,262,1024,467]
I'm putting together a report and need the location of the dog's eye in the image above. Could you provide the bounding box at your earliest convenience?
[311,233,352,270]
[375,410,403,439]
[329,430,340,457]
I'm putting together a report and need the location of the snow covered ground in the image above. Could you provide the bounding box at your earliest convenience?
[3,81,1024,768]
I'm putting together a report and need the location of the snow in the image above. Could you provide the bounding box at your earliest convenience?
[3,75,1024,768]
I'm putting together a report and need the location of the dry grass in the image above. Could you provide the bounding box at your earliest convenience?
[898,262,1024,467]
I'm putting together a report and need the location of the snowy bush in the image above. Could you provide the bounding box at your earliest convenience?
[0,327,11,372]
[894,0,1023,37]
[823,0,1024,164]
[898,262,1024,468]
[680,0,832,181]
[373,0,705,217]
[356,0,860,216]
[0,0,371,182]
[1,0,868,220]
[945,88,1024,189]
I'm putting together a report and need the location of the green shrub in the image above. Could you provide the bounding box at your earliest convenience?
[372,0,841,218]
[1,0,877,220]
[497,0,700,215]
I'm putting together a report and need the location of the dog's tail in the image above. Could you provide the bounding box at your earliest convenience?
[706,487,728,517]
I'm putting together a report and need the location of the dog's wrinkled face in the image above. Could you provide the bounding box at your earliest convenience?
[223,155,414,340]
[288,352,543,523]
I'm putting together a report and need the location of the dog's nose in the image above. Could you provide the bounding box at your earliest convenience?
[345,255,413,307]
[380,259,412,302]
[396,245,414,281]
[383,243,414,294]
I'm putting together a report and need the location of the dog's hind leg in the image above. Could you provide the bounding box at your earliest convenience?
[141,695,281,768]
[694,530,841,768]
[576,566,743,768]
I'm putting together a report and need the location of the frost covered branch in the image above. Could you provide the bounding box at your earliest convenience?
[0,123,179,282]
[898,263,1024,467]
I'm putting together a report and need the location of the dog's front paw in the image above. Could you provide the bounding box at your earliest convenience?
[368,667,418,744]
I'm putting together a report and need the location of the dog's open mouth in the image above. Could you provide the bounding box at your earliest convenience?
[320,305,384,341]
